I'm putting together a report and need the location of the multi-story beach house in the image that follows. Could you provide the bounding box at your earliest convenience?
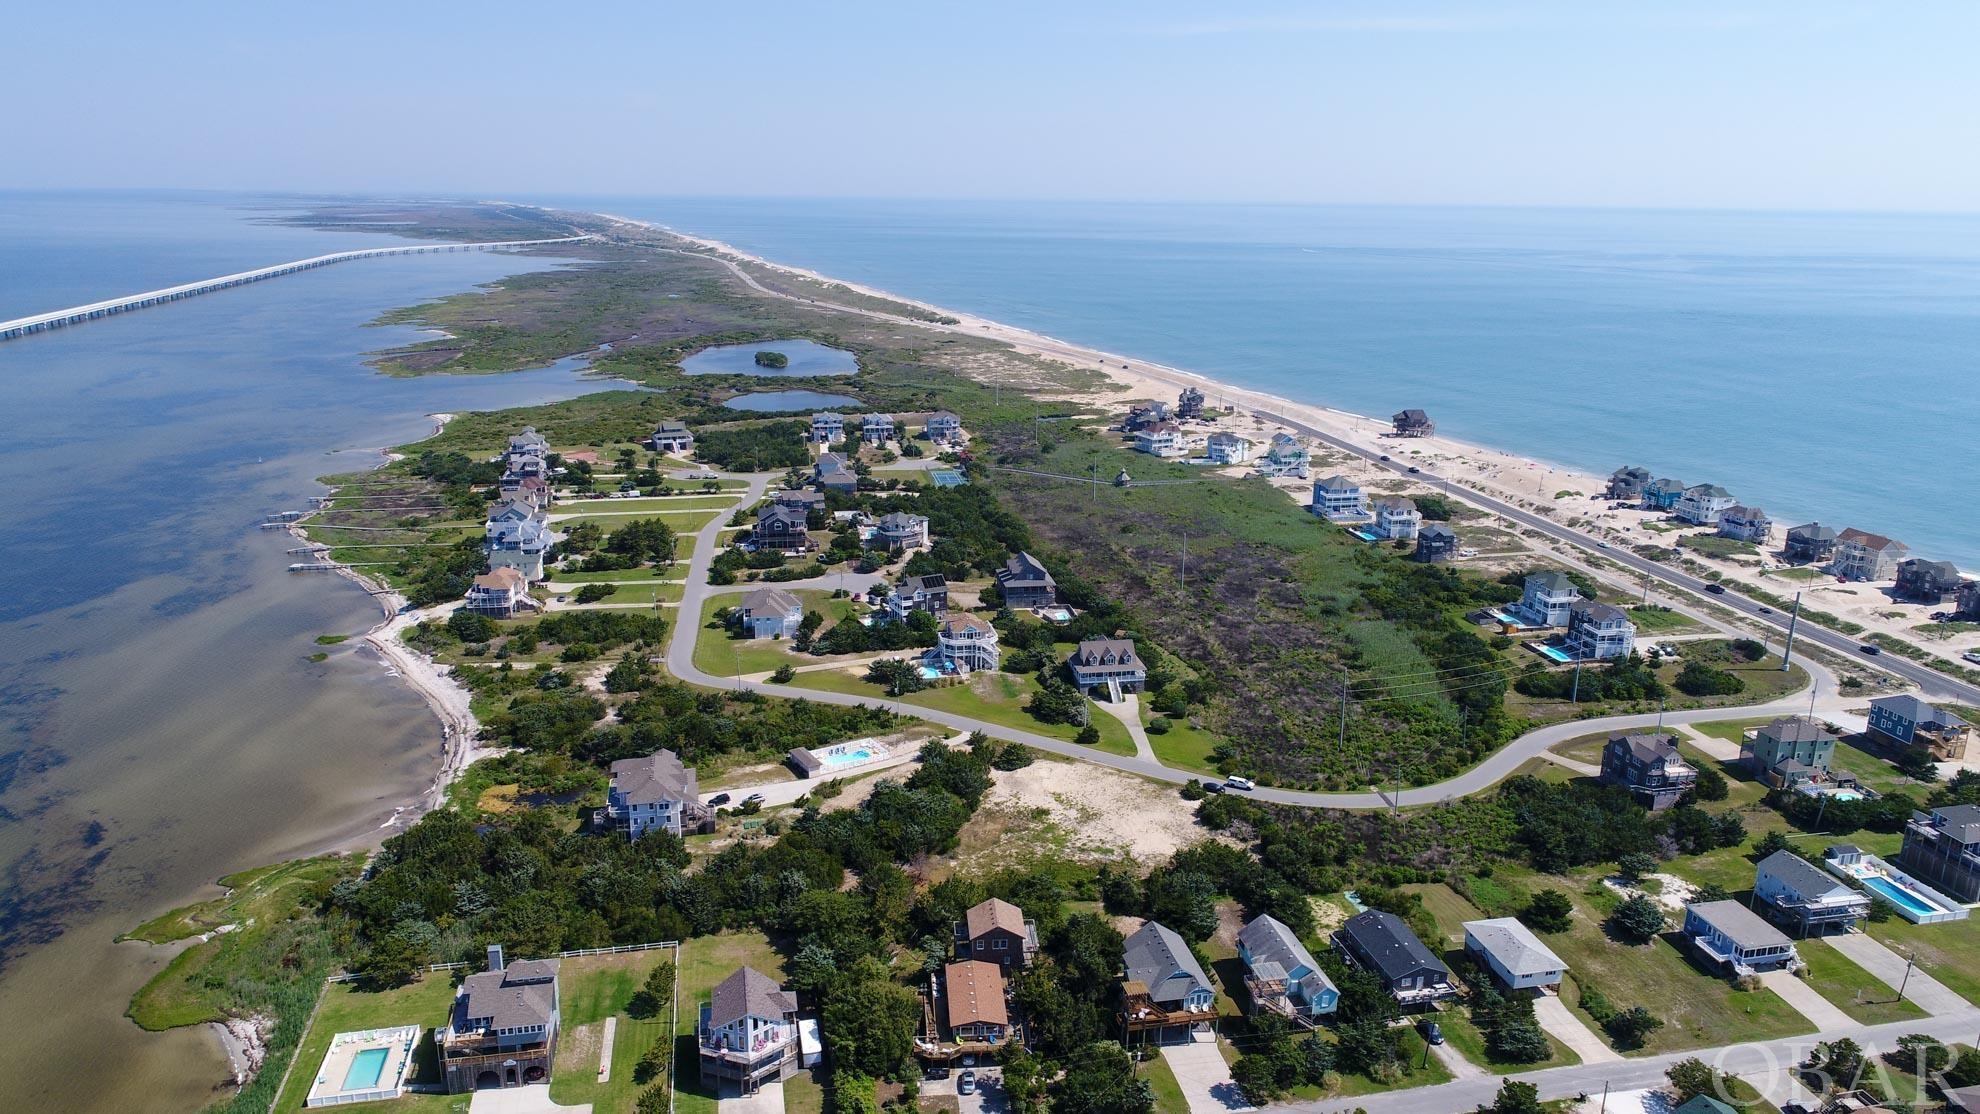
[1414,524,1459,562]
[861,412,896,446]
[1895,558,1965,602]
[1868,694,1970,760]
[1753,850,1870,936]
[485,509,550,582]
[755,504,814,553]
[604,750,705,839]
[1599,732,1697,810]
[1333,910,1456,1007]
[1120,921,1217,1045]
[1254,433,1310,478]
[1391,408,1435,437]
[699,967,801,1094]
[1463,918,1567,993]
[772,488,826,513]
[942,961,1012,1047]
[814,453,857,493]
[1134,421,1189,458]
[1606,466,1652,501]
[1831,528,1909,581]
[1674,484,1738,526]
[995,551,1058,611]
[500,470,551,507]
[924,411,963,445]
[1784,522,1839,564]
[1960,580,1980,620]
[936,613,1002,674]
[1742,716,1837,790]
[879,573,949,620]
[1717,505,1773,543]
[1237,913,1338,1019]
[810,412,845,444]
[507,426,550,460]
[1126,400,1172,430]
[734,588,805,640]
[871,511,930,553]
[1177,387,1207,419]
[1310,475,1367,521]
[440,946,560,1093]
[1641,477,1687,510]
[1206,431,1252,464]
[648,420,694,454]
[955,898,1038,969]
[1372,496,1422,540]
[1897,805,1980,902]
[1068,637,1146,699]
[1563,600,1636,661]
[1509,571,1582,628]
[463,567,532,618]
[1682,901,1799,976]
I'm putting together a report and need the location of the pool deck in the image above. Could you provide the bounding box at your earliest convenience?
[787,737,895,779]
[304,1025,420,1107]
[1823,854,1970,924]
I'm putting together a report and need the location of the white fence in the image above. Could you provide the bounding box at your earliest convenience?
[325,939,678,984]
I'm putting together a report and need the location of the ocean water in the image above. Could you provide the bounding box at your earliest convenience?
[557,196,1980,568]
[0,192,612,1113]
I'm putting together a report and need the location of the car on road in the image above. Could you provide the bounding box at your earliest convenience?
[1379,454,1390,461]
[1706,583,1727,595]
[1595,540,1609,548]
[1407,466,1421,474]
[958,1071,977,1096]
[1225,775,1256,792]
[1860,644,1883,655]
[1198,779,1224,794]
[743,792,766,805]
[707,793,731,806]
[1418,1020,1444,1045]
[1758,606,1772,614]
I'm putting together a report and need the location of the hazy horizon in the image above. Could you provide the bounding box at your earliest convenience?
[11,1,1980,212]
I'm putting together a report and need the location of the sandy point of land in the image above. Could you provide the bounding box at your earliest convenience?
[974,758,1224,866]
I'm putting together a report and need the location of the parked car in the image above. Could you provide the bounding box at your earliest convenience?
[923,1064,950,1081]
[1706,583,1727,595]
[958,1071,977,1096]
[1225,775,1256,792]
[1199,779,1224,794]
[707,793,731,806]
[1860,644,1882,655]
[1418,1020,1444,1045]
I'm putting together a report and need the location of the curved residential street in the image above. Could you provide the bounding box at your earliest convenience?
[661,469,1856,810]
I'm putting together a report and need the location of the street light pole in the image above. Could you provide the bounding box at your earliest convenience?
[1782,590,1804,672]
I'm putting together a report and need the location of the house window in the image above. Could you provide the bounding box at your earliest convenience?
[974,940,984,952]
[994,938,1007,950]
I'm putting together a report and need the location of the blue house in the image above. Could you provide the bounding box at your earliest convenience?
[1237,914,1338,1018]
[1641,477,1686,510]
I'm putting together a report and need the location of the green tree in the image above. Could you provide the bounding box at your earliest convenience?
[448,610,497,643]
[1520,889,1575,933]
[1617,851,1658,881]
[821,971,920,1077]
[1478,1078,1544,1114]
[1054,1041,1152,1114]
[628,958,675,1019]
[1608,894,1666,943]
[1667,1057,1727,1103]
[1605,1005,1664,1050]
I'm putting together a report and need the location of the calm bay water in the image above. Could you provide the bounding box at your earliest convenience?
[558,196,1980,568]
[0,192,612,1112]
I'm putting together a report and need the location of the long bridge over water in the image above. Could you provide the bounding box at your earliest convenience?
[0,235,592,342]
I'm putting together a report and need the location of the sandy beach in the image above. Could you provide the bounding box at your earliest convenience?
[613,212,1980,672]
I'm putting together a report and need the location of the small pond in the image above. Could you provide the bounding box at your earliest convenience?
[683,338,859,377]
[724,389,862,412]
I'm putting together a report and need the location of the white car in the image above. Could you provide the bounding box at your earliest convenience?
[1224,776,1256,792]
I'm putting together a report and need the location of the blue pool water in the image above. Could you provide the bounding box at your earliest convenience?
[1861,875,1939,918]
[1536,645,1577,663]
[724,389,862,412]
[341,1046,390,1091]
[818,746,876,768]
[683,338,859,377]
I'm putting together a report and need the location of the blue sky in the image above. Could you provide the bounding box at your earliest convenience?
[10,1,1979,210]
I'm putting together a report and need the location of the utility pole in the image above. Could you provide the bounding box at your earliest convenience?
[1781,590,1804,672]
[1898,950,1915,1001]
[1571,662,1583,703]
[1339,670,1350,749]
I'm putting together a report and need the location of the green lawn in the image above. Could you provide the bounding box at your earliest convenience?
[553,566,689,584]
[1795,938,1927,1026]
[1436,1009,1582,1075]
[555,496,739,514]
[1143,1051,1190,1114]
[548,951,678,1114]
[1867,915,1980,1006]
[1322,1028,1456,1097]
[784,1070,826,1114]
[561,511,722,534]
[691,592,865,676]
[904,673,1138,756]
[1400,882,1484,948]
[271,976,466,1114]
[1690,717,1776,745]
[674,932,787,1114]
[557,581,685,606]
[1146,714,1224,774]
[1628,605,1700,632]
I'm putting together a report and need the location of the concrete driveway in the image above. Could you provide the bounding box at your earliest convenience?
[1826,932,1971,1015]
[1758,968,1855,1031]
[469,1085,591,1114]
[1161,1034,1253,1113]
[1533,994,1620,1064]
[716,1079,786,1114]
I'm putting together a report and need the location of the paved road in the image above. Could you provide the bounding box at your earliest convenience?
[1302,1007,1980,1114]
[664,474,1836,809]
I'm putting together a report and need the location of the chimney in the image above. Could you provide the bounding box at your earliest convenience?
[487,943,504,972]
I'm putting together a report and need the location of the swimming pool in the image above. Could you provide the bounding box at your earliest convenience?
[341,1046,390,1091]
[1536,645,1577,663]
[1860,875,1941,919]
[821,746,875,768]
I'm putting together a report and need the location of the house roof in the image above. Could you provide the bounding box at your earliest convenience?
[964,898,1028,940]
[458,959,560,1031]
[927,410,960,423]
[610,750,697,806]
[877,512,927,533]
[1463,917,1566,978]
[1418,524,1457,540]
[862,412,896,426]
[997,552,1055,588]
[773,488,825,506]
[1872,694,1967,729]
[1931,804,1980,843]
[1723,505,1768,520]
[1072,638,1139,667]
[1527,571,1577,592]
[1759,716,1834,746]
[941,613,996,637]
[1610,732,1682,764]
[1238,914,1335,997]
[1138,421,1182,435]
[1315,474,1359,492]
[707,967,797,1030]
[1788,522,1838,541]
[1903,558,1963,578]
[758,504,810,531]
[1685,484,1733,499]
[472,568,529,592]
[1338,910,1447,983]
[905,573,948,592]
[653,420,690,435]
[1646,477,1685,492]
[1757,850,1854,902]
[1571,600,1630,622]
[1393,408,1430,423]
[1686,900,1792,950]
[812,411,844,422]
[742,587,803,617]
[944,961,1009,1029]
[1610,465,1652,480]
[1673,1097,1739,1114]
[1123,921,1211,1006]
[1208,431,1247,445]
[1837,528,1905,553]
[1374,496,1418,512]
